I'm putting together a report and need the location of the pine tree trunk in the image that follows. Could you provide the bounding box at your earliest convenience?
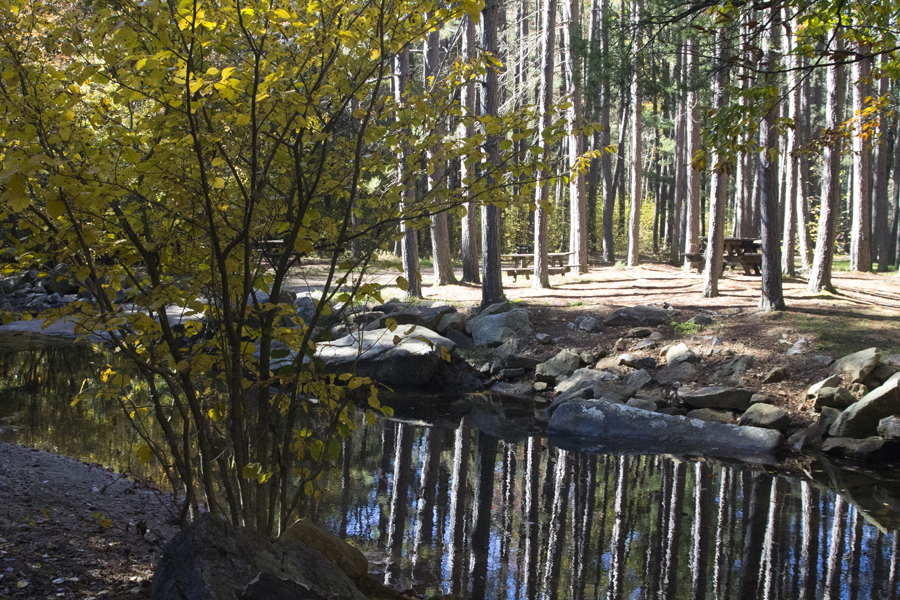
[850,46,872,272]
[394,49,421,298]
[703,30,730,298]
[533,0,557,288]
[626,0,643,267]
[684,38,701,263]
[797,53,814,269]
[480,0,504,307]
[873,56,891,272]
[460,16,480,284]
[563,0,588,273]
[670,42,685,264]
[891,119,900,267]
[809,29,846,293]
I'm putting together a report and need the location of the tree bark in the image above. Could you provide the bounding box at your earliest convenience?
[703,29,730,298]
[480,0,504,307]
[460,16,480,284]
[394,49,421,298]
[850,46,872,272]
[809,29,846,293]
[873,55,891,271]
[684,38,701,264]
[781,13,797,277]
[626,0,643,267]
[599,0,614,263]
[533,0,557,288]
[564,0,588,273]
[671,42,685,264]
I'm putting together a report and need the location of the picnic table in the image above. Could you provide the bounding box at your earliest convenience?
[501,251,574,281]
[252,239,303,267]
[684,237,762,276]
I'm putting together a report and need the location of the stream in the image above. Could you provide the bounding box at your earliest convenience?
[1,334,899,599]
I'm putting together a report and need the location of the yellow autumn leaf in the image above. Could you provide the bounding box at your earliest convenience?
[136,444,154,465]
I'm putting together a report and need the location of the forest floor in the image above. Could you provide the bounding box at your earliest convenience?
[2,258,899,599]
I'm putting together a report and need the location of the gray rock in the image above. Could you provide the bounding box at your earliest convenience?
[829,373,900,438]
[278,519,367,579]
[500,368,525,380]
[832,347,881,384]
[625,369,653,389]
[436,312,466,334]
[534,381,548,391]
[626,398,658,412]
[316,327,455,388]
[814,387,855,410]
[808,375,842,398]
[295,295,319,325]
[590,381,637,404]
[505,354,541,370]
[750,393,774,404]
[151,514,365,600]
[241,572,331,600]
[813,355,836,366]
[627,327,653,338]
[739,404,791,432]
[603,305,671,327]
[788,423,825,452]
[787,338,809,356]
[555,367,618,396]
[618,353,638,368]
[580,352,595,364]
[489,381,534,399]
[443,327,476,351]
[885,354,900,369]
[376,303,456,330]
[658,406,687,416]
[678,386,755,411]
[615,338,627,351]
[688,314,714,326]
[634,339,657,350]
[591,345,610,360]
[468,306,534,347]
[548,401,783,460]
[865,363,899,389]
[713,355,754,384]
[576,316,602,333]
[762,367,787,384]
[687,408,736,423]
[878,416,900,440]
[822,436,900,462]
[656,362,697,385]
[39,265,80,295]
[850,383,870,397]
[649,332,663,341]
[535,349,582,384]
[819,407,841,433]
[492,338,529,363]
[536,333,552,344]
[666,343,699,366]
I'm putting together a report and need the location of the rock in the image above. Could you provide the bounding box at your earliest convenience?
[500,368,525,380]
[376,303,456,331]
[819,407,841,433]
[241,572,330,600]
[316,327,455,388]
[534,381,548,392]
[575,316,602,333]
[808,375,842,398]
[849,383,869,397]
[878,416,900,440]
[649,332,663,341]
[687,408,736,423]
[279,519,368,579]
[547,401,784,460]
[295,295,319,325]
[829,374,900,438]
[443,327,476,351]
[832,347,881,384]
[151,514,366,600]
[787,339,809,356]
[627,327,653,338]
[666,343,699,366]
[678,386,755,411]
[436,312,466,334]
[615,338,627,351]
[345,311,384,326]
[750,393,773,404]
[492,338,529,363]
[739,404,791,432]
[634,339,657,350]
[580,352,595,364]
[865,363,899,389]
[813,355,836,366]
[603,305,671,327]
[822,437,900,462]
[762,367,787,384]
[713,355,754,384]
[788,423,825,452]
[489,382,533,399]
[39,265,80,295]
[618,354,656,370]
[626,398,658,412]
[591,345,610,360]
[813,387,855,410]
[589,381,638,404]
[656,362,697,385]
[535,349,582,384]
[506,354,541,370]
[657,406,687,416]
[688,314,714,326]
[555,367,618,396]
[536,333,552,344]
[467,305,534,347]
[624,369,653,389]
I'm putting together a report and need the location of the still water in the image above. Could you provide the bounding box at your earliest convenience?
[2,335,900,599]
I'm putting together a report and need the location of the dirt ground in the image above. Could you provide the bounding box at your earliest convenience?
[1,258,899,599]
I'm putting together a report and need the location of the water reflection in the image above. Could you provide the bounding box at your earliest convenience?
[2,336,900,600]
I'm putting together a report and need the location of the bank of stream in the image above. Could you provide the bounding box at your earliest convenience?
[2,334,900,599]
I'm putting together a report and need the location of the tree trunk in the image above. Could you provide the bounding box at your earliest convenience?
[809,29,846,293]
[394,49,421,298]
[873,55,891,271]
[480,0,504,307]
[797,53,814,269]
[759,8,785,310]
[781,12,797,277]
[626,0,643,267]
[850,46,872,272]
[460,16,480,284]
[564,0,588,273]
[703,29,730,298]
[533,0,557,288]
[684,38,701,263]
[670,42,685,264]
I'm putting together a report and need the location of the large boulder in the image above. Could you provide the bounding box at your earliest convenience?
[151,514,366,600]
[832,347,881,384]
[548,400,783,461]
[374,303,456,331]
[813,387,855,410]
[739,403,791,432]
[677,386,755,411]
[555,367,617,396]
[603,305,671,327]
[829,373,900,438]
[316,327,455,388]
[467,304,534,347]
[278,519,368,579]
[535,349,582,384]
[822,437,900,462]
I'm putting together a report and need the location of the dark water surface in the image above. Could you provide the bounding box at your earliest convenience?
[2,334,900,599]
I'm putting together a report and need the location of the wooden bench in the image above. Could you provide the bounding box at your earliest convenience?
[505,266,570,281]
[738,253,762,276]
[684,252,705,273]
[684,252,761,276]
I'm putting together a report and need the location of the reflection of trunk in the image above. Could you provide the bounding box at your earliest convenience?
[523,437,542,600]
[470,432,498,600]
[608,456,630,600]
[799,481,820,600]
[544,451,572,600]
[497,443,516,596]
[385,423,415,585]
[888,533,899,600]
[691,462,713,600]
[661,459,686,597]
[713,468,732,599]
[848,507,864,600]
[339,438,352,538]
[737,472,773,598]
[572,455,596,600]
[824,496,848,600]
[413,427,443,576]
[447,419,470,595]
[653,458,672,598]
[761,477,784,599]
[378,423,396,546]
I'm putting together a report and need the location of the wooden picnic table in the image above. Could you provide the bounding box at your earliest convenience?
[252,239,303,267]
[501,252,574,281]
[685,237,762,276]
